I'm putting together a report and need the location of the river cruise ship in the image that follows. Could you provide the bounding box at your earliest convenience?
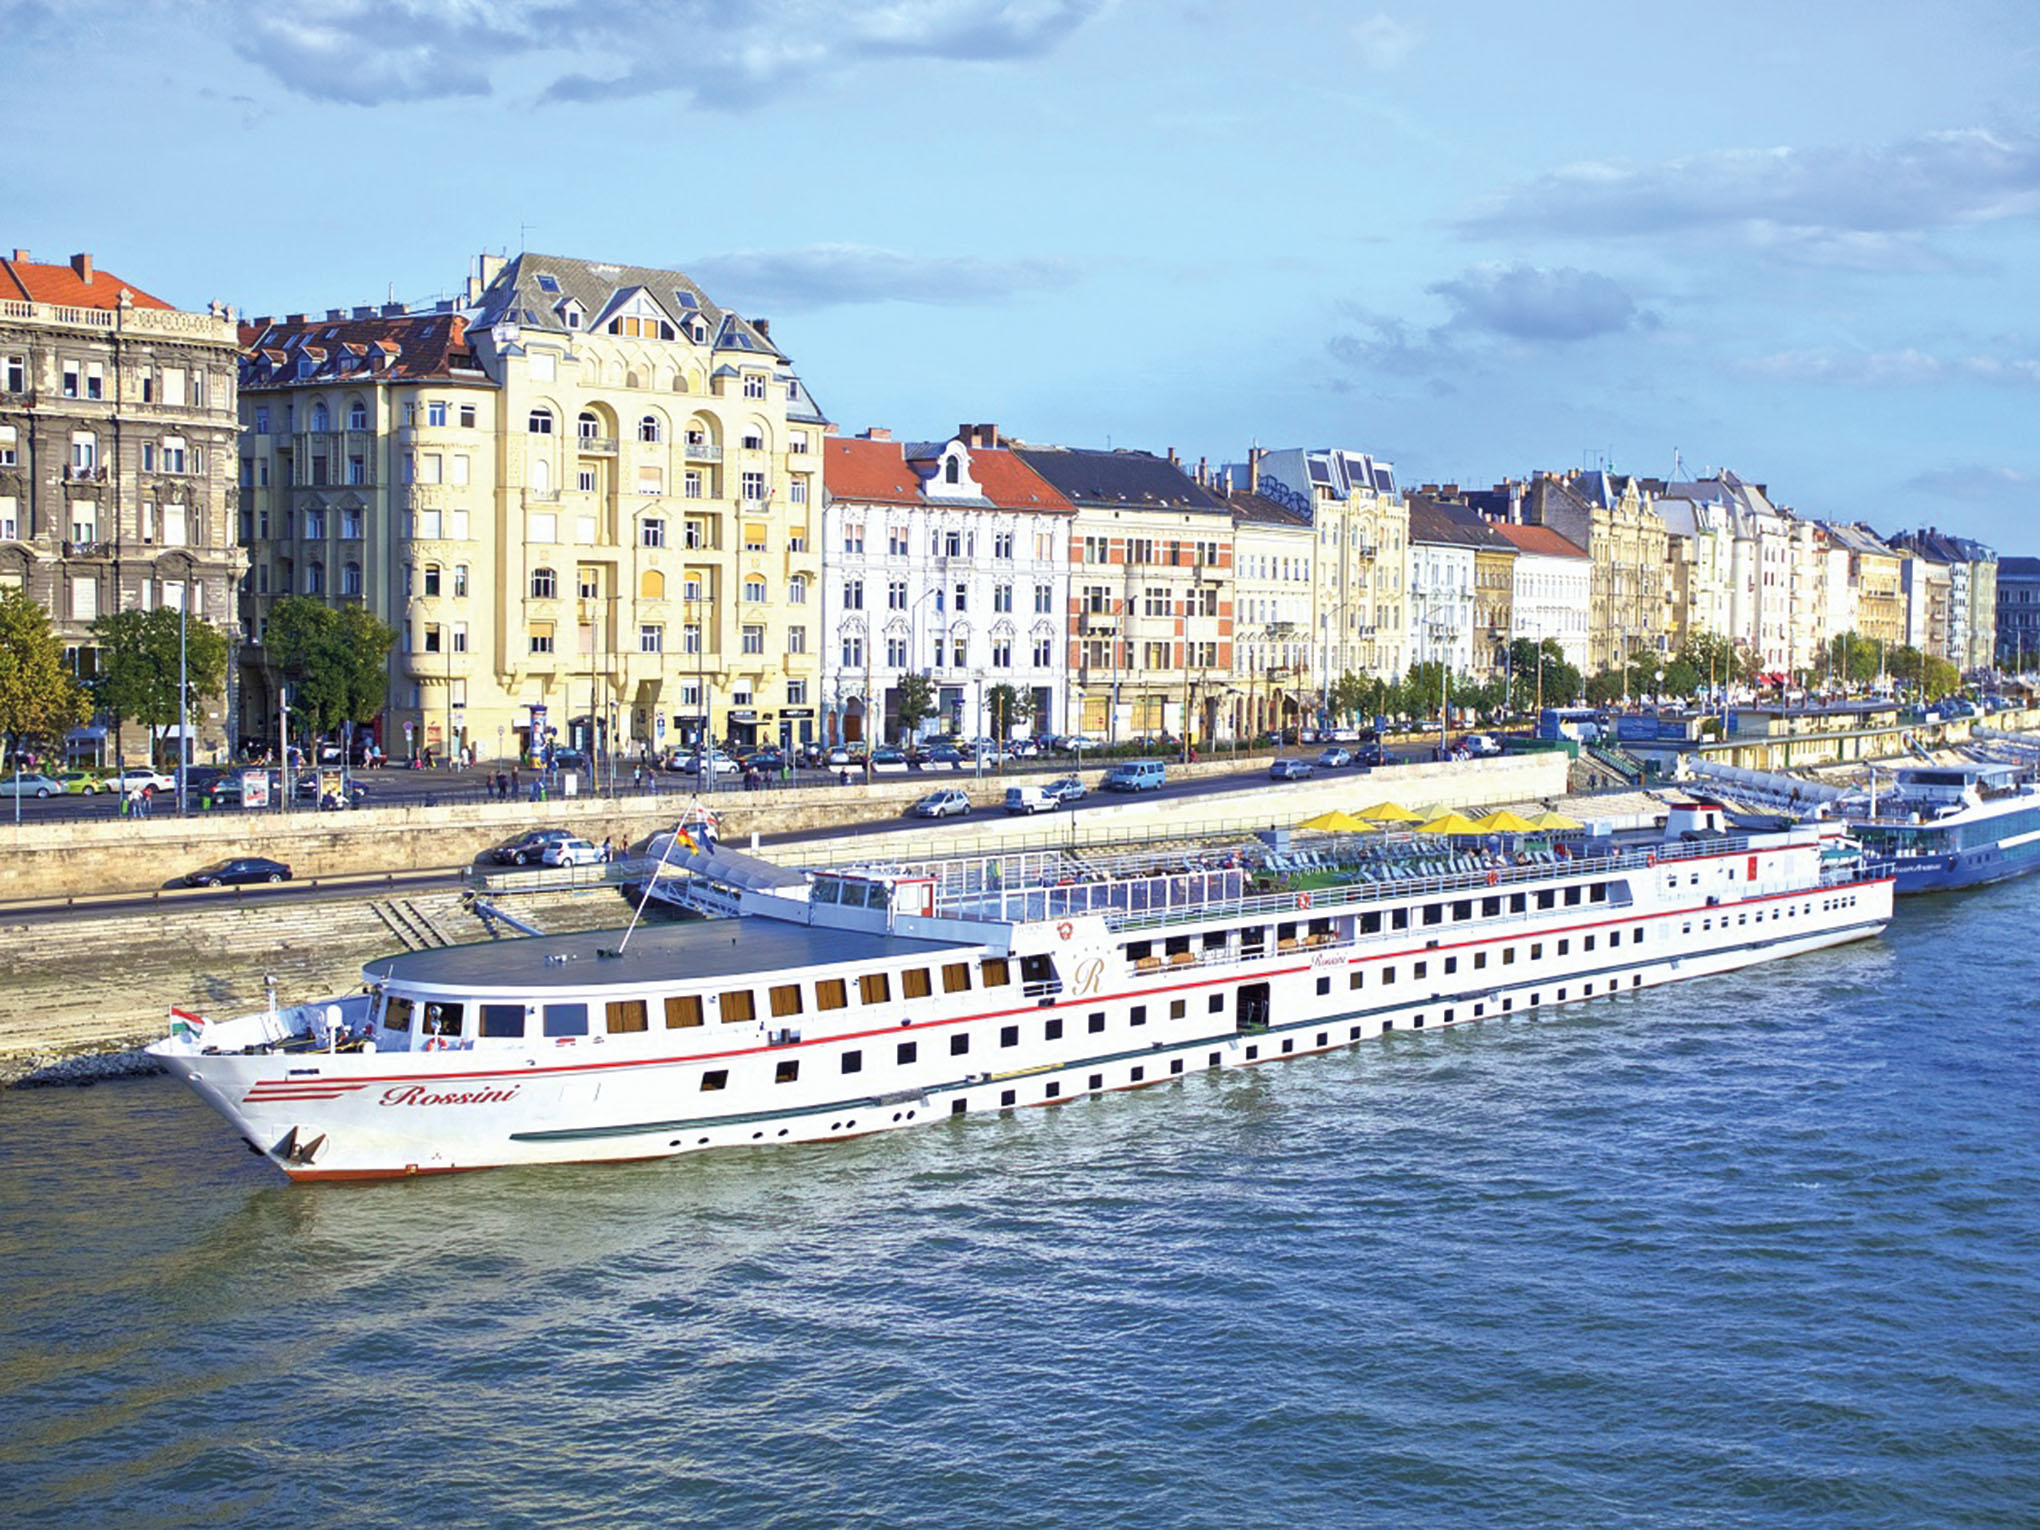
[1844,764,2040,895]
[150,803,1893,1182]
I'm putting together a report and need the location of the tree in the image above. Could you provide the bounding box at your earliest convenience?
[1677,630,1760,691]
[1584,668,1627,706]
[890,671,937,742]
[1825,630,1882,688]
[90,607,229,767]
[0,590,89,763]
[1661,658,1702,699]
[263,597,396,739]
[985,682,1032,739]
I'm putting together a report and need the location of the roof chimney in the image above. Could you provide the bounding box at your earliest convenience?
[753,317,770,339]
[1248,446,1262,495]
[977,423,998,449]
[10,249,27,263]
[862,427,892,441]
[71,252,93,284]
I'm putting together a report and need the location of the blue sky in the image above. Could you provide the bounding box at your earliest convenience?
[7,0,2039,548]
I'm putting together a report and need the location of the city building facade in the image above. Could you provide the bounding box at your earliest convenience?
[0,249,242,761]
[1996,555,2040,669]
[1224,486,1313,737]
[1491,521,1591,675]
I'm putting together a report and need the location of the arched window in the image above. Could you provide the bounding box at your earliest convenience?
[741,426,765,451]
[743,576,767,604]
[423,563,441,596]
[530,566,557,599]
[639,415,662,443]
[310,402,330,432]
[305,560,326,595]
[346,400,368,431]
[945,457,959,484]
[578,411,601,441]
[788,574,809,605]
[640,569,665,599]
[528,408,554,434]
[341,561,362,596]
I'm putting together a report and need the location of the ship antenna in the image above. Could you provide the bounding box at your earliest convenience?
[616,821,689,955]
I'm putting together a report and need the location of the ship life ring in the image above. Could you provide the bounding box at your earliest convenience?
[1485,869,1499,887]
[1646,852,1657,868]
[1056,921,1074,941]
[1295,892,1313,910]
[425,1036,447,1051]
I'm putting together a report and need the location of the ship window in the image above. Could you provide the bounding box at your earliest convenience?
[1382,965,1396,984]
[700,1070,728,1091]
[1444,957,1457,974]
[1509,893,1526,913]
[942,963,972,993]
[1536,890,1556,909]
[1452,901,1472,921]
[1316,976,1331,995]
[1360,911,1382,934]
[1127,940,1153,961]
[1414,961,1428,979]
[1171,1058,1185,1074]
[1001,1089,1016,1107]
[1350,972,1364,990]
[1504,948,1516,964]
[1169,999,1186,1019]
[1557,939,1570,955]
[897,1041,918,1064]
[1584,935,1595,952]
[382,996,413,1031]
[1020,955,1055,985]
[420,1002,463,1036]
[950,1033,969,1055]
[479,1004,523,1038]
[842,1050,862,1073]
[1481,897,1501,918]
[1129,1067,1144,1082]
[720,989,756,1023]
[769,984,803,1017]
[1203,931,1228,950]
[1391,908,1409,930]
[1043,1020,1062,1041]
[1474,951,1487,969]
[1531,943,1543,959]
[860,973,891,1004]
[543,1003,589,1037]
[665,994,703,1028]
[1422,904,1443,926]
[1210,994,1224,1013]
[815,979,848,1010]
[980,958,1010,987]
[1000,1025,1019,1047]
[1590,882,1608,902]
[775,1059,799,1083]
[1129,1006,1146,1026]
[1564,887,1582,907]
[1089,1013,1106,1033]
[901,968,932,999]
[606,999,648,1033]
[1090,1074,1104,1091]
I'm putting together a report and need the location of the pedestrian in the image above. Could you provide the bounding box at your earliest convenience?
[632,764,643,792]
[510,766,520,796]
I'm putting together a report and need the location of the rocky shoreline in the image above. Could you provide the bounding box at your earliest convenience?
[5,1044,165,1089]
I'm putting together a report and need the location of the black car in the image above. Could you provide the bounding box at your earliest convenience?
[492,828,578,866]
[184,856,292,888]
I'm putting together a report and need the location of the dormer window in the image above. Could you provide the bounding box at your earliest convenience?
[558,299,584,330]
[604,291,676,340]
[945,457,959,485]
[535,274,561,295]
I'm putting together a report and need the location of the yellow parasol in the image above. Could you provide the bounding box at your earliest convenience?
[1355,800,1425,823]
[1525,808,1585,831]
[1417,810,1489,837]
[1298,809,1372,833]
[1477,808,1540,833]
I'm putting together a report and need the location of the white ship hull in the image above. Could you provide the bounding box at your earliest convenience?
[151,825,1892,1182]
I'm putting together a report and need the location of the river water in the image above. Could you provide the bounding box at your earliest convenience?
[2,881,2036,1529]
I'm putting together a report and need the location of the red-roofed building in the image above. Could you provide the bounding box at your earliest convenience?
[1490,520,1592,673]
[0,249,243,764]
[821,424,1072,746]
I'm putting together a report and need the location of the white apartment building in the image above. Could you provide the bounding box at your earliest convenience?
[1492,522,1592,673]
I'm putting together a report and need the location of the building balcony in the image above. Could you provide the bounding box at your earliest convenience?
[63,539,115,558]
[64,466,108,484]
[577,435,618,455]
[684,441,722,463]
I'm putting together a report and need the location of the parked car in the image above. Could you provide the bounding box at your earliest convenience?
[1269,758,1314,781]
[1317,747,1353,769]
[1460,732,1504,757]
[1004,784,1058,815]
[870,747,911,774]
[672,750,742,777]
[1057,734,1105,753]
[922,744,966,770]
[741,747,789,774]
[0,772,65,798]
[823,745,862,768]
[184,856,292,887]
[1355,742,1386,768]
[105,767,176,797]
[1007,737,1042,759]
[1043,776,1089,805]
[492,828,578,866]
[541,836,607,868]
[1102,759,1166,792]
[906,789,972,819]
[55,770,108,795]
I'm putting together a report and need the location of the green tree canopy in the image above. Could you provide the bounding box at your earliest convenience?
[263,597,396,737]
[890,671,937,741]
[985,681,1032,739]
[91,607,229,765]
[1824,631,1884,687]
[0,589,89,758]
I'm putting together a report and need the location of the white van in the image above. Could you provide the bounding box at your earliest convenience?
[1101,758,1166,793]
[1003,784,1057,815]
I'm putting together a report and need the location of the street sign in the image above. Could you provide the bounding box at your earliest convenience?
[656,714,667,738]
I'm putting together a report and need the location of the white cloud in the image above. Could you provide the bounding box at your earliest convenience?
[684,243,1079,311]
[1350,14,1418,71]
[1428,263,1647,343]
[1734,348,2040,386]
[1459,128,2040,266]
